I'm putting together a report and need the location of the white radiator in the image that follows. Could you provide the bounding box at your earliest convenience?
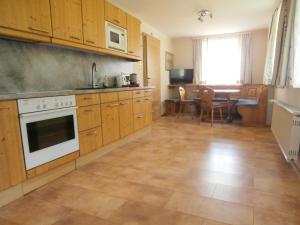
[271,100,300,161]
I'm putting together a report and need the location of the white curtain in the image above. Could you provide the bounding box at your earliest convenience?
[263,1,285,85]
[293,0,300,87]
[193,39,201,84]
[240,33,252,84]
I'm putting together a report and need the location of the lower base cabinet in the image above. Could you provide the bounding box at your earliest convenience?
[0,101,26,191]
[144,97,153,127]
[79,127,103,156]
[119,99,134,138]
[101,102,120,145]
[134,113,145,131]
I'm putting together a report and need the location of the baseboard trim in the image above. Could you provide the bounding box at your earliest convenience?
[0,184,23,207]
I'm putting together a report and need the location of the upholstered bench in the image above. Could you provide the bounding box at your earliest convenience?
[237,85,268,127]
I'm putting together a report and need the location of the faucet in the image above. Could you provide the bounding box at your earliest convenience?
[91,62,97,88]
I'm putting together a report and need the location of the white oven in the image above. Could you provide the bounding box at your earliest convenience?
[105,21,127,52]
[18,95,79,170]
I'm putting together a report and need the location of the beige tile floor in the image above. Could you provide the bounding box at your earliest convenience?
[0,117,300,225]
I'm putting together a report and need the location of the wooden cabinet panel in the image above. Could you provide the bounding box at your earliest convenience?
[0,101,25,191]
[0,0,52,36]
[101,102,120,145]
[77,105,101,131]
[133,98,144,115]
[82,0,105,48]
[144,97,153,127]
[119,99,133,138]
[144,89,152,97]
[105,2,127,28]
[127,15,141,57]
[133,113,144,131]
[50,0,83,43]
[101,92,118,103]
[118,91,133,101]
[79,127,103,156]
[26,0,52,36]
[76,94,100,107]
[133,90,144,99]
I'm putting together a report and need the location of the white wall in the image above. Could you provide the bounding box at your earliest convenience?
[171,29,269,84]
[133,22,174,114]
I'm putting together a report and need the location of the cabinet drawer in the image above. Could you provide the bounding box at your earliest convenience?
[76,94,100,106]
[101,92,118,103]
[77,105,101,131]
[144,89,152,97]
[134,113,144,131]
[133,98,144,115]
[118,91,133,101]
[79,127,103,156]
[133,90,144,98]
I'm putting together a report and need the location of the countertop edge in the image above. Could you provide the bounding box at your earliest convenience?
[0,86,155,101]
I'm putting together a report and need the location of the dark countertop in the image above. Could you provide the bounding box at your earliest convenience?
[0,86,155,101]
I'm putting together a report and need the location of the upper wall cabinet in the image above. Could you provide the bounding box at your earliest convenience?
[82,0,105,48]
[127,15,141,57]
[50,0,83,43]
[105,2,127,28]
[0,0,52,36]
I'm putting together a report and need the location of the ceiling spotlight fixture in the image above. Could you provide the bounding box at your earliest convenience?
[197,9,213,22]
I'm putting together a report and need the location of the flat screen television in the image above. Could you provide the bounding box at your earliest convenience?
[169,69,194,84]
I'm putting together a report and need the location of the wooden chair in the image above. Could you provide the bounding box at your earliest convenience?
[199,87,228,126]
[178,86,197,119]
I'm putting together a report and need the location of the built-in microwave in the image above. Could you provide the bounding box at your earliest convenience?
[105,21,127,52]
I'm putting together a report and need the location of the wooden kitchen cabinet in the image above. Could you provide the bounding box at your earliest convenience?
[133,113,145,131]
[50,0,83,43]
[119,99,133,138]
[101,102,120,145]
[127,15,141,57]
[105,2,127,28]
[133,98,144,115]
[79,127,103,156]
[0,0,52,36]
[76,94,100,107]
[77,105,101,131]
[82,0,105,48]
[0,101,26,192]
[144,97,153,127]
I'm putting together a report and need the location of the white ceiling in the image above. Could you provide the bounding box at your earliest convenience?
[109,0,278,37]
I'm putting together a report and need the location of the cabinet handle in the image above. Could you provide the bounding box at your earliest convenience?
[70,35,80,40]
[28,26,49,34]
[83,97,93,100]
[135,100,141,103]
[119,102,128,105]
[109,103,119,107]
[128,50,134,54]
[86,40,95,44]
[84,109,93,112]
[113,19,120,24]
[137,115,143,118]
[0,107,8,111]
[87,131,97,136]
[1,137,6,142]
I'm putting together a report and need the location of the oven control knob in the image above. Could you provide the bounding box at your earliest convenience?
[60,102,64,107]
[65,102,68,106]
[69,101,73,106]
[36,105,41,110]
[55,103,59,107]
[43,104,47,109]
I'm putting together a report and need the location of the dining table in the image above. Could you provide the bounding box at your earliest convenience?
[193,89,241,122]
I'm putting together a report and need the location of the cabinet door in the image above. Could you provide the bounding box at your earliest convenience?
[50,0,83,43]
[79,127,102,156]
[77,105,101,131]
[0,101,26,191]
[127,15,141,57]
[119,99,133,138]
[82,0,105,48]
[105,2,127,28]
[101,102,120,145]
[144,98,153,127]
[133,98,144,115]
[26,0,52,36]
[133,113,144,131]
[0,0,28,31]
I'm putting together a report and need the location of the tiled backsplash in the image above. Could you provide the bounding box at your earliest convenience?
[0,38,134,93]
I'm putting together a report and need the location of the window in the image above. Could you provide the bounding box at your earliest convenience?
[201,36,242,85]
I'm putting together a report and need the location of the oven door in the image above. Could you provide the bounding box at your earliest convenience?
[19,107,79,170]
